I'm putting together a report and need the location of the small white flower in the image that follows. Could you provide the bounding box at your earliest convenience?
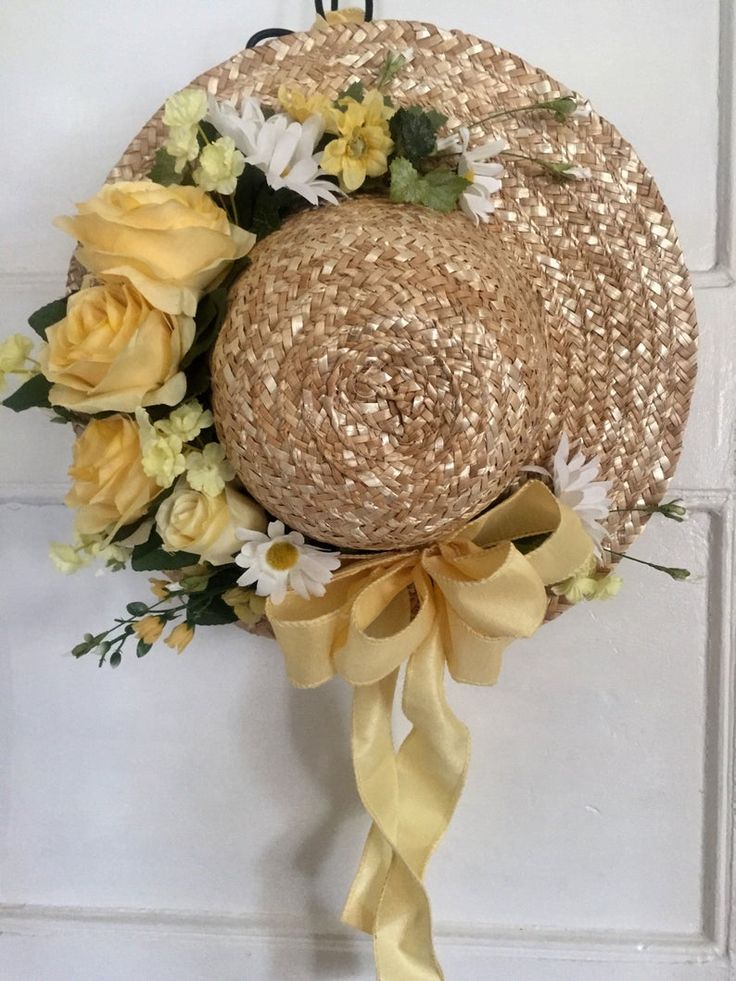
[246,113,340,206]
[193,136,245,195]
[457,137,506,224]
[235,520,341,605]
[571,101,592,119]
[185,443,235,497]
[527,432,612,552]
[565,165,592,180]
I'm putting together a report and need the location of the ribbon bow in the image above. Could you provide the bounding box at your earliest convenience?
[266,481,593,980]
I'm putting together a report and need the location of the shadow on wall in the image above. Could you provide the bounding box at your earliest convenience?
[257,679,367,978]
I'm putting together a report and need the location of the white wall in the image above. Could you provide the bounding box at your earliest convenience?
[1,2,735,979]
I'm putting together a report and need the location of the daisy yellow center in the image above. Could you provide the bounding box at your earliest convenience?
[464,169,476,183]
[348,135,367,157]
[266,541,300,571]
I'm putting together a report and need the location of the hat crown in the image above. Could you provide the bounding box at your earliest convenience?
[211,197,550,550]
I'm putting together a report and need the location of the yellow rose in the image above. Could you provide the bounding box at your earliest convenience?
[156,482,266,565]
[54,181,256,316]
[40,282,195,414]
[66,415,160,535]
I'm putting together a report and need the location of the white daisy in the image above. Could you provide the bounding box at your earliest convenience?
[206,93,339,206]
[205,94,265,157]
[457,137,507,224]
[245,113,340,206]
[525,432,612,552]
[435,125,470,155]
[235,520,341,605]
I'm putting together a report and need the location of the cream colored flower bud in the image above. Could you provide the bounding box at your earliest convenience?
[165,126,201,173]
[0,334,32,372]
[163,88,208,130]
[49,542,90,575]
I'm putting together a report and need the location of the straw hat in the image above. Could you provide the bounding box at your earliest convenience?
[88,19,698,556]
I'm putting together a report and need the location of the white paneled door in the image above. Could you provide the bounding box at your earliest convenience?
[1,2,734,979]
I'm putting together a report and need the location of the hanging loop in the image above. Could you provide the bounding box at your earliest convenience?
[314,0,374,21]
[246,26,294,48]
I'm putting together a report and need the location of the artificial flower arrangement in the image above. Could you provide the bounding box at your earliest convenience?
[1,9,697,977]
[1,54,688,663]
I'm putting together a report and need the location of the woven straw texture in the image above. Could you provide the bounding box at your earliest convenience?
[75,19,697,564]
[213,197,550,549]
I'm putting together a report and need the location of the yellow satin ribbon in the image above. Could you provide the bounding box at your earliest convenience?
[266,481,593,980]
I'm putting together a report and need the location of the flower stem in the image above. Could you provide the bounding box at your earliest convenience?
[606,549,690,580]
[454,96,578,134]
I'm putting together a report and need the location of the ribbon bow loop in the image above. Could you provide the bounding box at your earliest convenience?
[266,480,595,980]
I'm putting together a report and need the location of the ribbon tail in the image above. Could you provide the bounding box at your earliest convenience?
[342,670,400,935]
[342,624,470,981]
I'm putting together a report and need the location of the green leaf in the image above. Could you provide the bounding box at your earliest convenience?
[252,186,304,239]
[183,357,212,400]
[28,297,68,338]
[198,120,220,145]
[130,528,199,572]
[185,591,239,626]
[337,80,365,103]
[389,158,467,213]
[220,255,251,292]
[233,163,268,231]
[389,106,444,164]
[2,373,52,412]
[148,147,184,185]
[513,532,552,555]
[389,157,423,205]
[425,109,448,132]
[180,288,228,370]
[126,602,149,617]
[418,168,469,212]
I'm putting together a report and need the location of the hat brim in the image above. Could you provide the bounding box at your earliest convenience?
[77,19,697,580]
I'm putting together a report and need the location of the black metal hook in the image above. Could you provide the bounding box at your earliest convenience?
[246,26,295,49]
[246,1,373,50]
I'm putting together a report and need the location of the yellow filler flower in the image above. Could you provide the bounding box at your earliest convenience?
[164,622,195,654]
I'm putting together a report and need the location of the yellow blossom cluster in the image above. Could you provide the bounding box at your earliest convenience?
[551,556,623,604]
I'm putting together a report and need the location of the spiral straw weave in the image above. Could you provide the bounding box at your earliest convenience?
[71,19,697,563]
[212,198,549,549]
